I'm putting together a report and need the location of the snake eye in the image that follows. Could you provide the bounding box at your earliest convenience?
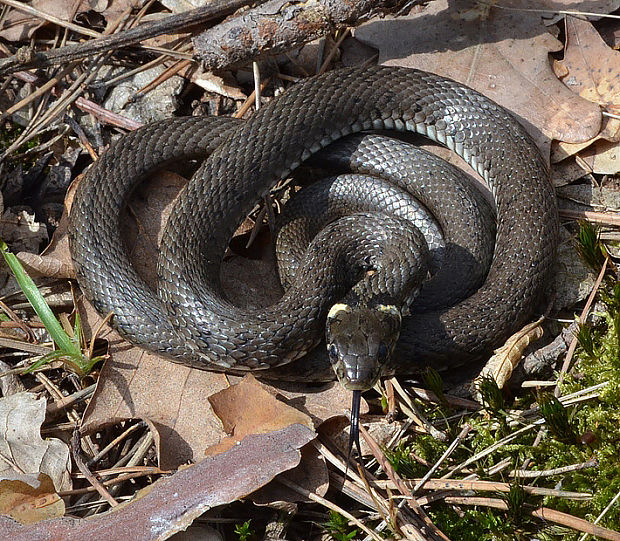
[377,342,389,362]
[327,343,339,363]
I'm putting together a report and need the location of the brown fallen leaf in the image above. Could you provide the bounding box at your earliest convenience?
[0,425,315,541]
[206,375,314,456]
[0,392,71,492]
[355,0,602,154]
[79,322,231,470]
[17,211,74,279]
[0,473,64,525]
[207,375,329,502]
[576,139,620,174]
[552,16,620,172]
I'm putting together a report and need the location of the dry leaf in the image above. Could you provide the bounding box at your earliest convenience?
[553,16,620,171]
[251,443,328,504]
[355,0,602,154]
[79,313,231,470]
[473,319,544,402]
[0,0,96,41]
[576,139,620,174]
[191,71,247,100]
[206,375,314,456]
[16,210,74,279]
[0,425,315,541]
[0,392,71,492]
[0,473,64,524]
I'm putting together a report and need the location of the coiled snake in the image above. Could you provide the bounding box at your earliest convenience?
[69,67,558,408]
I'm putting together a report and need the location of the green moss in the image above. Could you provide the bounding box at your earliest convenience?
[426,260,620,539]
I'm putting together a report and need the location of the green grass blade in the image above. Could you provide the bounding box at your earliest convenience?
[0,239,78,355]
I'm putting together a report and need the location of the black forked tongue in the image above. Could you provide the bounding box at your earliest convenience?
[345,390,363,480]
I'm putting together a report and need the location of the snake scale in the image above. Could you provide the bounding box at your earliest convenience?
[69,66,559,389]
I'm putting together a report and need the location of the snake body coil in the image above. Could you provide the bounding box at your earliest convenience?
[69,67,559,381]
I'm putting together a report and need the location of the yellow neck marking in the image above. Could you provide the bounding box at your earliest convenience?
[327,303,351,319]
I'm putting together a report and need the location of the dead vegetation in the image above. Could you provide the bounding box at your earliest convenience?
[0,0,619,540]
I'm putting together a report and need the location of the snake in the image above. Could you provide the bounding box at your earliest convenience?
[69,67,559,442]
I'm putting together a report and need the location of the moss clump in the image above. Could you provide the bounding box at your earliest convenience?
[416,240,619,539]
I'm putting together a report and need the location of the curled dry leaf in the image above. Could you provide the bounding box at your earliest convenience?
[15,170,80,279]
[472,319,545,403]
[0,392,71,492]
[0,425,315,541]
[0,473,64,525]
[191,70,247,100]
[16,212,74,280]
[355,0,603,154]
[78,311,231,470]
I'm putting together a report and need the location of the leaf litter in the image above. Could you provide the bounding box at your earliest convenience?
[0,0,619,539]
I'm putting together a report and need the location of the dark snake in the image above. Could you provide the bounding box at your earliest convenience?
[69,67,559,404]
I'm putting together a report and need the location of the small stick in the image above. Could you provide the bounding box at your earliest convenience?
[412,424,472,494]
[358,422,452,541]
[559,208,620,227]
[71,429,118,508]
[0,0,254,75]
[555,257,609,395]
[509,458,599,478]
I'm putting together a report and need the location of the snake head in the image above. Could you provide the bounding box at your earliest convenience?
[325,302,402,390]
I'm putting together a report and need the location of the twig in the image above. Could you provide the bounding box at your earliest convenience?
[358,423,451,541]
[59,467,165,497]
[555,257,609,396]
[559,209,620,227]
[509,458,599,478]
[193,0,415,71]
[579,490,620,541]
[0,0,254,75]
[46,384,95,417]
[0,299,36,341]
[276,477,384,541]
[375,478,592,501]
[390,377,448,441]
[71,429,118,508]
[0,0,100,39]
[234,76,271,118]
[442,496,620,540]
[5,67,143,130]
[412,424,472,494]
[0,61,77,123]
[318,28,351,75]
[87,422,148,467]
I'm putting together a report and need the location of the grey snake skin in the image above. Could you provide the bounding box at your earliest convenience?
[69,66,559,378]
